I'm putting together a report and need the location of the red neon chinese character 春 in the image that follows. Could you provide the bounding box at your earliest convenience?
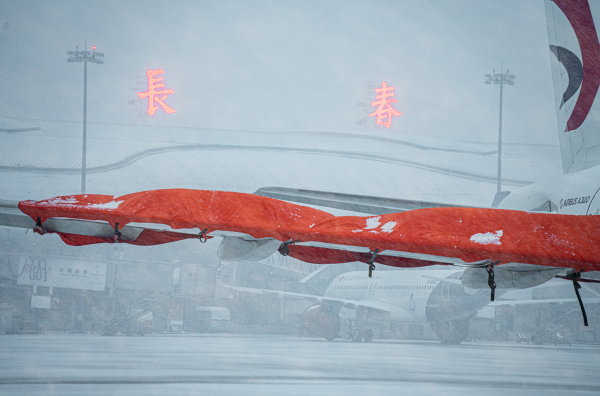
[137,69,176,116]
[369,82,402,128]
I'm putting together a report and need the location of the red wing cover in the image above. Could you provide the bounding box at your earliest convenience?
[18,188,600,271]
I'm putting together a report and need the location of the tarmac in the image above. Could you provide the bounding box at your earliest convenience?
[0,333,598,395]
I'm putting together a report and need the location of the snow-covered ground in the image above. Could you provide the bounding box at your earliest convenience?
[0,334,597,396]
[0,118,561,207]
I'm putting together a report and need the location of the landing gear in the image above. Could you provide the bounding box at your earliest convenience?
[349,328,374,342]
[347,308,374,342]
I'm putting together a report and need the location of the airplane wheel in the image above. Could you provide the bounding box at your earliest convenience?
[363,329,374,343]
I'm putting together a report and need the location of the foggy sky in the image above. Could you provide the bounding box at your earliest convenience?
[0,1,557,145]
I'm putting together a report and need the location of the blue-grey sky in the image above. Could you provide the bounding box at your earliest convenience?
[0,1,556,144]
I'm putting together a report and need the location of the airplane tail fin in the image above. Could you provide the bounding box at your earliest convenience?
[544,0,600,173]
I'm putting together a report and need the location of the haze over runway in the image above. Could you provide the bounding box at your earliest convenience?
[1,334,598,396]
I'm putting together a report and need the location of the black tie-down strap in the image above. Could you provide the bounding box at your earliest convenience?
[35,217,45,235]
[278,239,300,256]
[566,270,588,327]
[198,229,208,243]
[486,262,498,302]
[113,223,121,243]
[366,249,379,278]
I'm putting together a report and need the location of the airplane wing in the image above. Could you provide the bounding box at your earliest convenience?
[252,187,567,287]
[0,198,202,246]
[489,298,600,306]
[3,188,600,274]
[253,186,468,215]
[220,283,394,314]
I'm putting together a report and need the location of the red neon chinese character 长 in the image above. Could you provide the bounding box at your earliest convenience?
[368,82,402,128]
[137,69,176,116]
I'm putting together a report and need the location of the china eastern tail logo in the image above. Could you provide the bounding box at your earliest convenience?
[550,0,600,132]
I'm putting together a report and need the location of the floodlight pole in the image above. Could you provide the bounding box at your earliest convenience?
[83,60,87,193]
[67,45,104,194]
[485,65,515,204]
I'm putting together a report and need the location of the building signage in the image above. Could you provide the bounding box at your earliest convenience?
[17,256,107,291]
[137,69,176,116]
[369,81,402,128]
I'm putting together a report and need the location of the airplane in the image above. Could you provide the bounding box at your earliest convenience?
[223,266,494,344]
[1,0,600,331]
[223,264,600,344]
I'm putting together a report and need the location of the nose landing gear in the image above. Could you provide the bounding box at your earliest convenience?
[348,308,374,342]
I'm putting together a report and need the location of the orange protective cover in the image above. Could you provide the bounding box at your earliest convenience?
[18,189,600,271]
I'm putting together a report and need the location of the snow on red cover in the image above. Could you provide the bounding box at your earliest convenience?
[18,188,600,271]
[18,189,334,245]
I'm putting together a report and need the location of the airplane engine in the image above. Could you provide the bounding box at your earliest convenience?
[217,237,281,262]
[301,304,340,342]
[425,272,491,344]
[429,318,471,345]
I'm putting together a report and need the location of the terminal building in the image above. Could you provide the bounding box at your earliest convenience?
[1,224,598,345]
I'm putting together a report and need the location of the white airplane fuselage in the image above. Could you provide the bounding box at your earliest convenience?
[499,165,600,215]
[324,269,462,323]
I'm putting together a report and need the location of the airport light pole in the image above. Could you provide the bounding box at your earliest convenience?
[485,66,515,206]
[67,45,103,194]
